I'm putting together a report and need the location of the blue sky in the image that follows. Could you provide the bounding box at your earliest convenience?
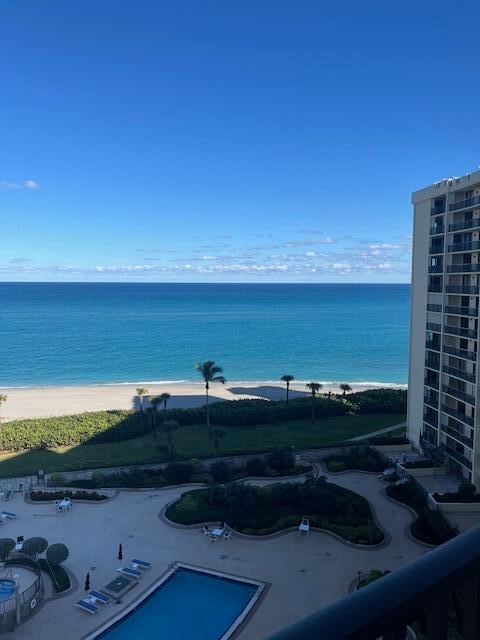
[1,0,479,283]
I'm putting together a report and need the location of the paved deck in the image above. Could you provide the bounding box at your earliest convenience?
[8,469,429,640]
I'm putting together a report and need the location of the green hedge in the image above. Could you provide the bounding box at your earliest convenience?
[325,446,387,473]
[0,389,406,452]
[166,479,384,545]
[37,558,70,592]
[30,489,108,501]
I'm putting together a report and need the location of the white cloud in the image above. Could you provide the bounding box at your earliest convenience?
[1,180,20,189]
[24,180,40,189]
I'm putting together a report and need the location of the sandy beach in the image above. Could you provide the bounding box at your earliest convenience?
[0,380,406,421]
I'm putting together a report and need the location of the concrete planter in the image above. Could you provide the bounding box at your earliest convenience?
[431,495,480,513]
[374,443,412,454]
[398,464,447,477]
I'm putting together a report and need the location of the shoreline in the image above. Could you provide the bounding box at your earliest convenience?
[0,380,407,422]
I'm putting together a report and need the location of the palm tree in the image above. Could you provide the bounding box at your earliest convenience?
[136,388,149,412]
[195,361,226,439]
[212,427,226,456]
[159,392,171,421]
[281,374,295,403]
[306,382,322,421]
[150,396,162,433]
[0,395,6,423]
[340,383,352,397]
[160,420,179,457]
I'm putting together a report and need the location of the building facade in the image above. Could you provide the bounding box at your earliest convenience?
[408,169,480,485]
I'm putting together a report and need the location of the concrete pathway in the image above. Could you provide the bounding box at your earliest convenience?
[12,469,425,640]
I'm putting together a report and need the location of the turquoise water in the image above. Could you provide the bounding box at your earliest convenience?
[97,568,259,639]
[0,283,410,386]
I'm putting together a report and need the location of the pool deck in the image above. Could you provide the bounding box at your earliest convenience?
[7,469,433,640]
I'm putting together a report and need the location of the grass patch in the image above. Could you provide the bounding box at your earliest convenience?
[0,413,405,478]
[166,479,384,544]
[37,558,70,592]
[325,446,387,473]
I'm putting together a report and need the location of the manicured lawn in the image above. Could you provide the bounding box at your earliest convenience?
[0,412,405,477]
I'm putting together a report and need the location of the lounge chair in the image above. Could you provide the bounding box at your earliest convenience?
[117,567,142,579]
[15,536,24,551]
[131,559,151,571]
[223,531,232,541]
[299,518,310,534]
[202,525,211,536]
[4,490,13,502]
[76,600,98,615]
[88,590,111,605]
[1,511,17,519]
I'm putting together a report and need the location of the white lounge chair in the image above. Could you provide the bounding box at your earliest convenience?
[299,518,310,534]
[131,559,151,571]
[117,566,142,579]
[1,511,17,520]
[76,600,98,615]
[223,531,232,541]
[88,590,111,605]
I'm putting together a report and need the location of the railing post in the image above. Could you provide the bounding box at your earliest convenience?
[425,596,449,639]
[462,574,480,640]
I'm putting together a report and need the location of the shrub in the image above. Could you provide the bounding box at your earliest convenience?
[244,457,267,476]
[458,482,476,498]
[348,389,407,415]
[48,473,65,487]
[328,460,347,473]
[325,446,386,473]
[163,462,195,485]
[0,538,15,561]
[22,537,49,557]
[268,448,295,474]
[46,543,69,566]
[210,461,230,483]
[30,490,107,501]
[37,558,70,592]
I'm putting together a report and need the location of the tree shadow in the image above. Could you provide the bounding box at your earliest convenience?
[228,385,309,401]
[131,394,226,411]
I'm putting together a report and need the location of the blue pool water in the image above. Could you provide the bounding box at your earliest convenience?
[97,568,260,640]
[0,579,16,602]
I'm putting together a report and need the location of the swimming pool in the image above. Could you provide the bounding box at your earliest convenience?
[0,580,16,602]
[92,565,264,640]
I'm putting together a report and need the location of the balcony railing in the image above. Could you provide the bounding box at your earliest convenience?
[423,413,438,428]
[428,265,444,274]
[430,225,445,235]
[429,244,444,255]
[444,305,478,317]
[443,345,477,361]
[424,394,439,409]
[447,263,480,273]
[427,303,442,312]
[426,341,441,352]
[441,405,474,426]
[449,195,480,212]
[426,322,441,332]
[440,444,473,470]
[425,356,440,371]
[441,424,474,449]
[443,324,477,339]
[442,384,475,405]
[442,364,476,383]
[428,285,443,293]
[431,203,446,215]
[449,217,480,232]
[268,525,480,640]
[448,241,480,253]
[445,285,479,295]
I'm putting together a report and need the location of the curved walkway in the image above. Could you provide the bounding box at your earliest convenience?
[14,471,428,640]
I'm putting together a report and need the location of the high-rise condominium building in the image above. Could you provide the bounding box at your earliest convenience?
[409,169,480,485]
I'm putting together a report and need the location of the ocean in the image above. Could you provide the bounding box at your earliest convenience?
[0,283,410,387]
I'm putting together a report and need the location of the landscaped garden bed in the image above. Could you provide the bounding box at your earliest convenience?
[30,489,108,501]
[166,478,384,544]
[385,479,456,545]
[325,446,387,473]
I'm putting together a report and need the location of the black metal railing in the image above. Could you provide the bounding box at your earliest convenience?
[448,241,480,253]
[428,286,443,293]
[445,285,479,295]
[426,322,441,333]
[428,265,444,273]
[449,217,480,232]
[443,324,477,339]
[441,425,474,449]
[426,341,441,352]
[447,264,480,273]
[424,394,439,409]
[431,204,446,215]
[268,525,480,640]
[429,244,444,255]
[443,345,477,360]
[425,357,440,371]
[441,444,473,469]
[442,365,476,383]
[449,195,480,212]
[427,303,443,312]
[444,305,478,317]
[430,225,445,235]
[423,413,438,428]
[442,384,475,405]
[441,405,474,426]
